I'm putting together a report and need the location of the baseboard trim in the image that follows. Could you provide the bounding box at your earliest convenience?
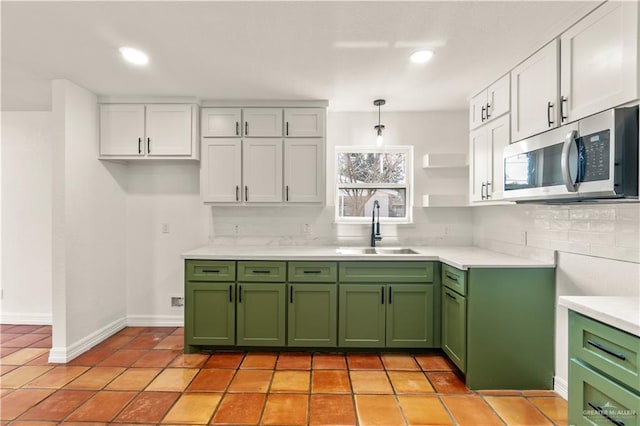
[127,315,183,327]
[554,376,568,400]
[1,312,52,325]
[48,317,126,363]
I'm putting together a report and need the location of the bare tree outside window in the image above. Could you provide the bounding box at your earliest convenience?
[336,147,412,222]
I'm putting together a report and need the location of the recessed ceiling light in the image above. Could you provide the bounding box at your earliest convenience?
[410,50,434,64]
[119,47,149,66]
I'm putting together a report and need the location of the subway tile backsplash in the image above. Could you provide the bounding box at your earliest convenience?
[474,204,640,263]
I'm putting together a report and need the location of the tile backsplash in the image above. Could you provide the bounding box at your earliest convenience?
[473,203,640,263]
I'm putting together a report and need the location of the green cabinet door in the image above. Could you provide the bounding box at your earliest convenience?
[338,284,386,348]
[441,288,466,372]
[236,283,286,347]
[288,284,337,347]
[386,284,434,348]
[184,282,235,351]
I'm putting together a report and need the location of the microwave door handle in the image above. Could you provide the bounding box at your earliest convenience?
[561,130,579,192]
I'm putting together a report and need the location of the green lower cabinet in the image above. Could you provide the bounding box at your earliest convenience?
[569,358,639,426]
[184,282,235,351]
[287,284,337,347]
[236,283,286,347]
[441,287,466,372]
[386,284,434,348]
[338,284,386,347]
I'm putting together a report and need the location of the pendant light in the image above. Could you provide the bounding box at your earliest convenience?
[373,99,385,146]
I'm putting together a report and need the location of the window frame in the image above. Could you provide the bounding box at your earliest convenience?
[334,145,414,224]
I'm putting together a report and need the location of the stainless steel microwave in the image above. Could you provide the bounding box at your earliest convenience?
[503,106,639,203]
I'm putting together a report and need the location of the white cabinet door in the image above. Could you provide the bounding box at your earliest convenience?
[242,139,283,202]
[511,40,560,142]
[200,139,242,203]
[243,108,283,137]
[201,108,242,137]
[560,1,639,123]
[99,104,145,156]
[469,91,487,130]
[469,128,488,203]
[284,139,324,203]
[486,115,510,201]
[284,108,325,137]
[145,104,193,156]
[486,74,510,121]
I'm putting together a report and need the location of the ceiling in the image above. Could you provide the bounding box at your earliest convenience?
[2,1,601,112]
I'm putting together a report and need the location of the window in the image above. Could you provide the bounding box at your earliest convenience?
[335,146,413,223]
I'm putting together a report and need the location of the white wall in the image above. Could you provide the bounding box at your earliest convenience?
[50,80,128,362]
[473,203,640,396]
[1,111,53,323]
[210,110,473,247]
[125,162,209,325]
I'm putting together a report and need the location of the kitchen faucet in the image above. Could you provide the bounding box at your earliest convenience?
[370,200,382,247]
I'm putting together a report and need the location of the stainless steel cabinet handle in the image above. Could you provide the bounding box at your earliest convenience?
[547,101,554,127]
[236,122,240,136]
[236,185,239,202]
[286,122,289,136]
[486,103,491,119]
[147,137,151,153]
[245,186,248,201]
[286,185,289,201]
[245,122,248,135]
[445,273,458,282]
[486,182,491,199]
[560,96,568,123]
[481,182,487,200]
[138,137,142,154]
[481,105,486,121]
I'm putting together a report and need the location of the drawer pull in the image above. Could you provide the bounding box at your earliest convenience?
[302,270,322,274]
[588,402,626,426]
[290,286,294,303]
[251,270,271,274]
[202,269,221,273]
[445,272,459,282]
[587,340,626,361]
[388,287,392,304]
[381,286,385,304]
[229,285,233,302]
[446,292,456,300]
[238,285,242,303]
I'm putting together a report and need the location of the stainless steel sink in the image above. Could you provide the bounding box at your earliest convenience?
[336,247,377,255]
[336,247,419,255]
[375,248,419,255]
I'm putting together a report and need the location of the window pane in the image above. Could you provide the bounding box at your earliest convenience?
[337,188,406,218]
[337,152,406,184]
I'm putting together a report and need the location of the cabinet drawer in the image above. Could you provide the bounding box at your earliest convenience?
[339,262,434,283]
[442,264,466,296]
[570,311,639,393]
[186,260,236,282]
[569,358,639,426]
[288,262,337,282]
[237,261,286,282]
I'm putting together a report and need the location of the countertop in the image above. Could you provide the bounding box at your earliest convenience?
[559,296,640,337]
[181,245,555,270]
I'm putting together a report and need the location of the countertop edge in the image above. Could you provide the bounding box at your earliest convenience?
[559,296,640,337]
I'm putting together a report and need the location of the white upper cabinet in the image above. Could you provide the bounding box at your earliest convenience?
[243,108,283,137]
[469,114,510,203]
[511,40,560,143]
[284,139,324,203]
[469,74,510,130]
[284,108,325,137]
[560,1,639,123]
[201,108,242,137]
[242,139,283,203]
[99,103,197,159]
[200,139,242,203]
[145,104,193,156]
[99,104,145,156]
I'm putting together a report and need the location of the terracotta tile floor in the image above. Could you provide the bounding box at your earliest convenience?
[0,325,568,425]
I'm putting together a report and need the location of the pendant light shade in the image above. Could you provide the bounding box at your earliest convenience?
[373,99,385,146]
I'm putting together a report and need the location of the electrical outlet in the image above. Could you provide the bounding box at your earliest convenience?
[162,223,170,234]
[170,296,184,308]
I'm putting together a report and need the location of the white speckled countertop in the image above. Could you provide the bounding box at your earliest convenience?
[181,245,555,270]
[559,296,640,337]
